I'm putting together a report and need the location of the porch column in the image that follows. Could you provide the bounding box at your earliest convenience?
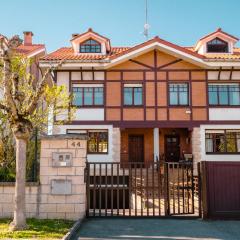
[153,128,160,161]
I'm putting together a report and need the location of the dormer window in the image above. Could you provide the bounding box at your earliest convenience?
[207,38,228,53]
[80,39,101,53]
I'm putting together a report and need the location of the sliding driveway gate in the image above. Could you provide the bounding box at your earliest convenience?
[86,162,201,217]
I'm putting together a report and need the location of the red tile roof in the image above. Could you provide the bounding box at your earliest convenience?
[199,28,239,41]
[41,36,240,62]
[15,44,45,56]
[42,47,130,61]
[185,47,240,60]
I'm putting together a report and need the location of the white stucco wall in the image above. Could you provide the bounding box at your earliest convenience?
[209,108,240,121]
[52,125,119,162]
[200,124,240,162]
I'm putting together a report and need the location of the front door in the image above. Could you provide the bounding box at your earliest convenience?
[128,135,144,163]
[165,135,180,162]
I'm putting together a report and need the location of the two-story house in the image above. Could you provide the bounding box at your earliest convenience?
[40,27,240,169]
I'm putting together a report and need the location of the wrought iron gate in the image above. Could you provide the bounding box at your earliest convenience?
[86,161,201,217]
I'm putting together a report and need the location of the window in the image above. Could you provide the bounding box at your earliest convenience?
[169,83,189,106]
[208,84,240,106]
[67,129,108,154]
[72,87,104,106]
[124,86,143,106]
[88,131,108,153]
[205,130,240,154]
[80,39,101,53]
[207,38,228,53]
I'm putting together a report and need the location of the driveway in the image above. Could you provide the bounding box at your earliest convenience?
[72,218,240,240]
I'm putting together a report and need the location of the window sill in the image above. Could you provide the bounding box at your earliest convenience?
[87,152,108,155]
[123,105,144,108]
[206,152,240,155]
[72,105,104,108]
[209,105,240,108]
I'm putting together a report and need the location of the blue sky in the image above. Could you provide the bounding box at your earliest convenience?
[1,0,239,52]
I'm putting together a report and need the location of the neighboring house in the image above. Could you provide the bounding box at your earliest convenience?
[0,31,45,80]
[40,27,240,169]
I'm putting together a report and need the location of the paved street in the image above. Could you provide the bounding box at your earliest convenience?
[72,218,240,240]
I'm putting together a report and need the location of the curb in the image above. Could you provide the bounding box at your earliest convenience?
[62,218,84,240]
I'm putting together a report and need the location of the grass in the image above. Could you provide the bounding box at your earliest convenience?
[0,218,74,239]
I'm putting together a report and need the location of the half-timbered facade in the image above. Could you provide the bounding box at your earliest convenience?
[40,28,240,171]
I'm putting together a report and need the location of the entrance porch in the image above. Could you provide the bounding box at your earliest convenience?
[120,128,192,165]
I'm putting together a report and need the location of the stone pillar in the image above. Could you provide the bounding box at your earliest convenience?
[39,134,87,220]
[153,128,160,161]
[191,127,201,175]
[112,128,121,162]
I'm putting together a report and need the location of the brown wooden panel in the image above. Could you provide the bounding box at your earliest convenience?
[192,108,207,120]
[146,108,155,121]
[192,82,207,106]
[123,108,144,121]
[169,71,189,80]
[157,51,177,66]
[106,71,121,80]
[157,82,167,106]
[133,50,155,67]
[111,60,146,70]
[157,108,167,120]
[146,71,154,80]
[106,108,121,121]
[123,71,143,80]
[164,61,201,70]
[192,71,206,80]
[146,82,155,106]
[204,162,240,219]
[169,108,190,121]
[106,82,121,106]
[157,72,166,80]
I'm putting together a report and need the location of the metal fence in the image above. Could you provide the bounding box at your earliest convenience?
[86,161,200,218]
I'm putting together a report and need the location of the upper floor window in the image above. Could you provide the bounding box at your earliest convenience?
[72,86,104,106]
[207,38,228,53]
[208,84,240,106]
[169,83,189,106]
[80,39,101,53]
[124,86,143,106]
[205,130,240,154]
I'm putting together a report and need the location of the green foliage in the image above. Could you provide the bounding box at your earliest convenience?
[0,218,74,239]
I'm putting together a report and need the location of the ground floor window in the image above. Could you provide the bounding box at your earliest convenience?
[88,130,108,154]
[205,130,240,154]
[67,129,108,154]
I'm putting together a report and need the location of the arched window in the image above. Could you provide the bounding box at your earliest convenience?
[80,39,101,53]
[207,38,228,53]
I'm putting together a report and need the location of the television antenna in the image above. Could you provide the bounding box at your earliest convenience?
[143,0,150,39]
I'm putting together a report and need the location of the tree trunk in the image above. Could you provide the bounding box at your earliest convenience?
[10,137,27,231]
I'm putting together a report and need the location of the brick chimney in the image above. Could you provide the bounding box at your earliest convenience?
[23,31,33,45]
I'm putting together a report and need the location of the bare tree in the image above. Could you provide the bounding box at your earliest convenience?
[0,38,73,230]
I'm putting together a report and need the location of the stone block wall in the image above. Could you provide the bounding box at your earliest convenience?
[191,127,202,175]
[0,134,87,220]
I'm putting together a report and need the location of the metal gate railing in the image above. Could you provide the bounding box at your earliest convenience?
[86,161,200,217]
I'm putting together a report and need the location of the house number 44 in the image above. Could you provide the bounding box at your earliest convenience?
[71,141,81,147]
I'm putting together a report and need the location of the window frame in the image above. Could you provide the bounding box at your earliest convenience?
[79,38,101,53]
[66,129,108,154]
[169,83,189,106]
[208,84,240,106]
[205,129,240,155]
[123,86,143,106]
[72,86,104,107]
[206,37,229,53]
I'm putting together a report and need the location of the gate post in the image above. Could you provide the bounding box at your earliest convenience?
[164,163,170,216]
[197,162,202,218]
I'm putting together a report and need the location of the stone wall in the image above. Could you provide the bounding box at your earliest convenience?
[0,183,39,218]
[0,134,87,220]
[191,127,201,175]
